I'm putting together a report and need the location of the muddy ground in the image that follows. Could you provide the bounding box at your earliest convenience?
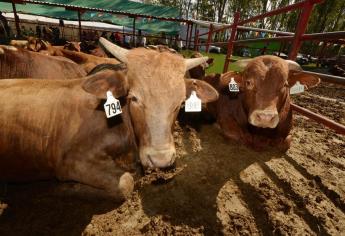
[0,81,344,236]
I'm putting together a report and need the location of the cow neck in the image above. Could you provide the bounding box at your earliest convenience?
[277,89,291,122]
[113,96,138,152]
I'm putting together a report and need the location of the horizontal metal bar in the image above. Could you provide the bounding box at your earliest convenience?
[239,0,323,25]
[302,71,345,86]
[291,103,345,135]
[194,42,228,46]
[234,36,294,44]
[237,26,294,36]
[302,31,345,41]
[199,0,306,36]
[206,0,324,36]
[233,32,345,45]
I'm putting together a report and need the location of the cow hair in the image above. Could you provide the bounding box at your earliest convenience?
[145,45,178,54]
[87,63,127,76]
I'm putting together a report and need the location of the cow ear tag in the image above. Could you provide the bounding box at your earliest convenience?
[104,91,122,118]
[229,77,239,92]
[185,91,202,112]
[290,81,304,95]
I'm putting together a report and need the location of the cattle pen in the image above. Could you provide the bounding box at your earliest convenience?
[0,1,345,236]
[190,0,345,136]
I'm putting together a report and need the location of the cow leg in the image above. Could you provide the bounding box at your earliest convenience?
[217,115,242,142]
[56,153,134,200]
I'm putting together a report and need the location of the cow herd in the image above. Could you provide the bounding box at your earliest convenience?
[0,37,320,200]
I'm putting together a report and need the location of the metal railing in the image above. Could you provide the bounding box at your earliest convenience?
[191,0,345,135]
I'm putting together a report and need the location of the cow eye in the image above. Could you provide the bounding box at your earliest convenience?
[131,96,138,102]
[245,80,253,89]
[129,95,139,103]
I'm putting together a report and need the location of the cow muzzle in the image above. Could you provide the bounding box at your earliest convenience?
[140,146,176,169]
[249,110,279,128]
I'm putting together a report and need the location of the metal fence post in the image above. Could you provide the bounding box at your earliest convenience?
[11,1,21,38]
[223,12,240,73]
[288,0,319,60]
[194,29,199,51]
[205,23,213,53]
[185,23,190,49]
[188,22,194,49]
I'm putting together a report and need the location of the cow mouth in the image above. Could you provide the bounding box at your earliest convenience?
[139,147,177,169]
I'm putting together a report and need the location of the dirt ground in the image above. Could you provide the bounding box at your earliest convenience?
[0,82,344,236]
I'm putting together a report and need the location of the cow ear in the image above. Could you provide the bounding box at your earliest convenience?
[288,71,320,89]
[82,69,128,99]
[218,71,244,94]
[185,79,219,103]
[221,71,244,87]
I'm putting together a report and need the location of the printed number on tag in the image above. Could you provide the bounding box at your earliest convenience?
[104,91,122,118]
[290,81,304,95]
[185,91,202,112]
[229,77,239,92]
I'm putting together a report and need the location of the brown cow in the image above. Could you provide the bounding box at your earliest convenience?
[0,45,86,79]
[43,47,119,73]
[141,47,213,80]
[89,46,108,58]
[63,41,81,52]
[16,39,116,73]
[204,55,320,151]
[0,67,134,199]
[0,41,218,199]
[99,37,219,168]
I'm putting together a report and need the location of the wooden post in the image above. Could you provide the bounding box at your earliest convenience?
[11,1,21,37]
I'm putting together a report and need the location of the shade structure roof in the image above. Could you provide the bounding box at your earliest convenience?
[0,0,182,34]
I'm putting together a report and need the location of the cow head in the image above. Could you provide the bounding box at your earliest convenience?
[64,41,81,52]
[233,55,320,128]
[99,37,219,169]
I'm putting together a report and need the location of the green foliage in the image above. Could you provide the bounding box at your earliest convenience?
[150,0,344,33]
[153,0,343,57]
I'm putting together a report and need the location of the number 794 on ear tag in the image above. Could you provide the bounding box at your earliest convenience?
[104,91,122,118]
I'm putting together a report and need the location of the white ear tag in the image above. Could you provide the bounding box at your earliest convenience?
[229,77,239,92]
[290,81,304,95]
[104,91,122,118]
[185,91,202,112]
